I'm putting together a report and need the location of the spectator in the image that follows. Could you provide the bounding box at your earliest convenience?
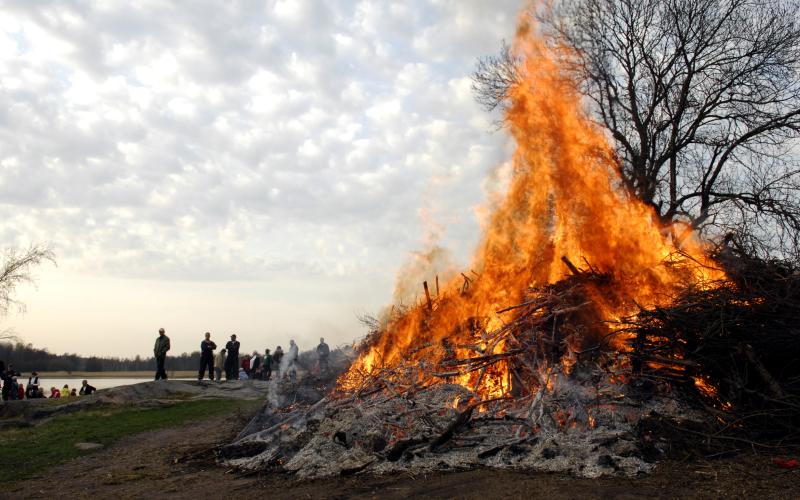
[70,388,77,397]
[263,349,273,381]
[317,337,331,374]
[79,380,96,395]
[17,381,24,400]
[286,340,299,380]
[238,367,249,381]
[272,346,284,379]
[27,371,40,398]
[198,332,217,381]
[225,334,240,380]
[214,348,226,382]
[61,384,71,397]
[1,364,19,401]
[251,351,262,379]
[154,327,171,381]
[241,355,251,377]
[49,386,60,398]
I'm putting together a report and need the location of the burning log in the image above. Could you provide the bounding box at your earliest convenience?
[423,281,433,311]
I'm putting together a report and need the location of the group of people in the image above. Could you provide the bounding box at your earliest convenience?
[153,328,332,383]
[0,361,97,401]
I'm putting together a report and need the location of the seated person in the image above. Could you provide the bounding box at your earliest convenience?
[79,380,97,395]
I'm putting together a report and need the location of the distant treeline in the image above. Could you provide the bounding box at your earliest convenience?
[0,342,203,372]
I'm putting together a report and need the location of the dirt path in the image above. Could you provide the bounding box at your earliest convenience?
[5,405,799,499]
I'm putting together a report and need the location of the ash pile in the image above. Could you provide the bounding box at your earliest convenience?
[222,252,800,479]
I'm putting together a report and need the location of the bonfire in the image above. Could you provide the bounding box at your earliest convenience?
[222,11,800,479]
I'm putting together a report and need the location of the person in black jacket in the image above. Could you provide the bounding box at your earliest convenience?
[224,334,240,380]
[79,380,96,395]
[198,332,217,381]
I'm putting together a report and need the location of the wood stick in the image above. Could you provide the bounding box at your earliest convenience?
[561,256,582,276]
[435,275,440,297]
[423,281,432,311]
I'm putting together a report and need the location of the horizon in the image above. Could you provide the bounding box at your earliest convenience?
[0,1,522,358]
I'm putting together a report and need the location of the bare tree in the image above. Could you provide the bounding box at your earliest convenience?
[473,0,800,257]
[0,245,55,337]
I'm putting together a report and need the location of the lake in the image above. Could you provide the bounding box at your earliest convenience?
[23,377,196,394]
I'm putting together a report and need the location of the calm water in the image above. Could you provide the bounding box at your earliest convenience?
[23,377,194,394]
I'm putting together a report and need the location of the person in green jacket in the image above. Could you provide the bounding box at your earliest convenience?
[154,327,171,380]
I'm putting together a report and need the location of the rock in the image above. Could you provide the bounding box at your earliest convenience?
[75,442,103,451]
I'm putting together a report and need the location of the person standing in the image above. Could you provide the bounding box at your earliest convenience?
[154,327,171,380]
[317,337,330,374]
[225,334,240,380]
[251,351,262,379]
[198,332,217,381]
[1,364,19,401]
[214,348,226,382]
[263,348,273,381]
[272,346,284,379]
[286,339,299,380]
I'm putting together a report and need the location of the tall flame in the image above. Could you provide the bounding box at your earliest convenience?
[340,10,724,397]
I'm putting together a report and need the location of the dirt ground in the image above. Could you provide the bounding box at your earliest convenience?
[4,405,799,500]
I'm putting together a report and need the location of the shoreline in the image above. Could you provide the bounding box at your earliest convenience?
[33,370,197,378]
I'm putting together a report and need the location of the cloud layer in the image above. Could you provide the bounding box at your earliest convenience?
[0,1,520,355]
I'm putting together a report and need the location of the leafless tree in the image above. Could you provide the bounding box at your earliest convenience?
[0,245,55,329]
[473,0,800,258]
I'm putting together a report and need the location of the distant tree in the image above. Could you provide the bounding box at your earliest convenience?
[473,0,800,258]
[0,245,55,341]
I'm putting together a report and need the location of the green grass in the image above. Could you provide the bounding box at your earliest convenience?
[0,399,261,483]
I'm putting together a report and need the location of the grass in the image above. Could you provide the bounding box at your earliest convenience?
[0,399,261,483]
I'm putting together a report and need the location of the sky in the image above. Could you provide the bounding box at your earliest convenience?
[0,0,522,358]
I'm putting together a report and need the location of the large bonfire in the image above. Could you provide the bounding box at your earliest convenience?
[223,9,800,479]
[337,15,724,402]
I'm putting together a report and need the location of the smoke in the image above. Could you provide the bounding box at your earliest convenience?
[391,245,459,306]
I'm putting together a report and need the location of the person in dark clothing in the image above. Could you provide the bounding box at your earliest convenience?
[198,332,217,381]
[263,349,273,381]
[79,379,96,395]
[272,346,284,379]
[2,364,20,401]
[154,327,171,380]
[225,334,240,380]
[26,371,40,398]
[317,337,331,374]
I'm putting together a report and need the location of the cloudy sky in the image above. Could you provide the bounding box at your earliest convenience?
[0,0,521,358]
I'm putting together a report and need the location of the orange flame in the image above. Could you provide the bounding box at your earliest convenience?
[339,8,725,398]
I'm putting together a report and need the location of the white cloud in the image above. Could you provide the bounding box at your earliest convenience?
[0,0,522,356]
